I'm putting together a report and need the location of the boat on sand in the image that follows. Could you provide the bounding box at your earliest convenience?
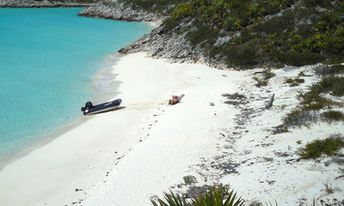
[81,99,122,115]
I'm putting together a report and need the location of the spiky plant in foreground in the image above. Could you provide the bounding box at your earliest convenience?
[193,186,244,206]
[151,185,244,206]
[151,191,192,206]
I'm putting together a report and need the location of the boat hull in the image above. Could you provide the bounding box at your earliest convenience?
[82,99,122,115]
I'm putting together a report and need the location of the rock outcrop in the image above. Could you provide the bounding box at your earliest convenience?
[0,0,216,67]
[119,24,198,60]
[119,22,225,68]
[78,1,160,22]
[0,0,92,7]
[78,1,205,66]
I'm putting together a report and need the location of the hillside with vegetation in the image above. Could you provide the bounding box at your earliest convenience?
[120,0,344,69]
[118,0,187,15]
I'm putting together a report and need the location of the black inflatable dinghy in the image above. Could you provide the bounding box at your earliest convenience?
[81,99,122,115]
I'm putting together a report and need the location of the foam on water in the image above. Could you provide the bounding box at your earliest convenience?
[0,8,150,158]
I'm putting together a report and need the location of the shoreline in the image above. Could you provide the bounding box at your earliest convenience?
[0,53,343,205]
[0,9,155,171]
[0,6,343,206]
[0,112,92,171]
[0,4,91,8]
[0,53,122,172]
[0,52,216,202]
[0,52,248,206]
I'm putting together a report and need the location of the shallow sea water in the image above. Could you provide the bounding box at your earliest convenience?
[0,8,150,157]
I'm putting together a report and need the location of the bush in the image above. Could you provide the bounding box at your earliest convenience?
[121,0,188,14]
[160,0,344,68]
[318,77,344,96]
[171,3,193,19]
[314,64,344,76]
[298,135,344,159]
[322,111,344,122]
[193,186,244,206]
[183,175,197,185]
[279,75,343,131]
[282,108,317,127]
[297,77,343,110]
[285,77,305,87]
[252,69,275,87]
[151,185,244,206]
[151,191,191,206]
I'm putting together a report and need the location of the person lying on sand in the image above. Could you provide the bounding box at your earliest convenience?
[169,94,185,105]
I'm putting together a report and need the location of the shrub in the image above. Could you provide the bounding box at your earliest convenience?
[253,77,268,87]
[225,44,260,68]
[183,175,197,185]
[273,50,323,67]
[121,0,188,14]
[322,111,344,122]
[151,191,191,206]
[193,186,244,206]
[317,77,344,96]
[282,108,317,127]
[314,64,344,76]
[157,0,344,68]
[151,185,244,206]
[253,69,275,87]
[171,3,193,20]
[279,75,343,131]
[298,135,344,159]
[297,77,343,110]
[285,77,305,87]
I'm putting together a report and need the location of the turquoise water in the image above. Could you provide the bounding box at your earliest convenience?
[0,8,150,158]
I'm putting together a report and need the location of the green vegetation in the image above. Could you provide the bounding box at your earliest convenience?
[280,76,344,129]
[285,77,305,87]
[115,0,344,68]
[183,175,197,185]
[282,108,317,128]
[253,69,275,87]
[315,64,344,76]
[50,0,94,3]
[298,135,344,159]
[119,0,187,15]
[322,111,344,122]
[160,0,344,68]
[314,76,344,97]
[151,185,244,206]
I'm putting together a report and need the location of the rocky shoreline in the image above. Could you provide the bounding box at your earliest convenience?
[78,2,208,68]
[0,0,201,68]
[78,2,160,22]
[119,24,199,61]
[0,0,92,8]
[118,24,225,69]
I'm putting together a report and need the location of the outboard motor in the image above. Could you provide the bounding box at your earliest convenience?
[114,99,122,106]
[85,101,93,108]
[81,101,93,112]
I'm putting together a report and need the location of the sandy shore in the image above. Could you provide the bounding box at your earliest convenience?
[0,53,343,206]
[0,53,247,206]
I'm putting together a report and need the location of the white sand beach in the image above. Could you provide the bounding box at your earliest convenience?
[0,53,343,206]
[0,53,246,205]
